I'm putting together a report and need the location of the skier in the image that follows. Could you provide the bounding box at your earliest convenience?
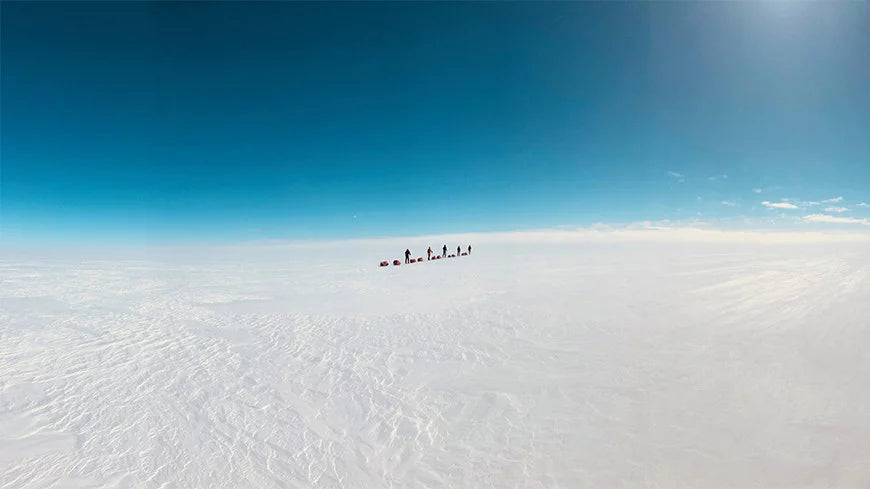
[467,244,472,254]
[442,245,447,258]
[427,247,432,261]
[405,249,411,264]
[456,245,461,256]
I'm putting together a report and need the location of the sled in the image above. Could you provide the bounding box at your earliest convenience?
[380,261,389,267]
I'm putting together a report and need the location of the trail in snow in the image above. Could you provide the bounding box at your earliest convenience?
[1,241,869,488]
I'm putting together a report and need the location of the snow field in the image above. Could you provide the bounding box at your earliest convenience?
[1,239,870,488]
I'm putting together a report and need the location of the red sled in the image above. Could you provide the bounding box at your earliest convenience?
[410,259,416,263]
[416,257,423,262]
[461,252,467,256]
[379,261,389,267]
[393,260,401,266]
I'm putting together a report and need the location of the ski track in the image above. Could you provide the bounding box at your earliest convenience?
[1,243,869,488]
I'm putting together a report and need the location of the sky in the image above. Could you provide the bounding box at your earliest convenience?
[1,1,869,245]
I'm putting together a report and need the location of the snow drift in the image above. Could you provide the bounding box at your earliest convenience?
[2,230,869,488]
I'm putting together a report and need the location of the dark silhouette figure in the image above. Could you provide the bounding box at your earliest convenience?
[405,249,411,264]
[442,245,447,258]
[427,247,432,260]
[456,245,461,256]
[468,245,472,254]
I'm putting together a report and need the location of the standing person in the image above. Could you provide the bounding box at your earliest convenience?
[427,247,432,260]
[457,245,461,256]
[442,245,447,258]
[405,249,411,264]
[467,245,472,254]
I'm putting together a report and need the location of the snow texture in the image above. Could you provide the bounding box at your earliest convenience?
[2,236,870,488]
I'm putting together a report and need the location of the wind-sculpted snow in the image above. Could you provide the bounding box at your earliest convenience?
[1,240,870,488]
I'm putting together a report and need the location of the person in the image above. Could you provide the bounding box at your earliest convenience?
[467,244,472,254]
[427,247,432,260]
[442,245,447,258]
[405,249,411,264]
[456,245,460,256]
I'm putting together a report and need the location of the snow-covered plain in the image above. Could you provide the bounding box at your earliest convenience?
[2,231,870,488]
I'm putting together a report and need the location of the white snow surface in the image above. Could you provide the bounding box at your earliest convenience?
[2,235,870,488]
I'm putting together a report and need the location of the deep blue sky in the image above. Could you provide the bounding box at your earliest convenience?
[2,2,869,244]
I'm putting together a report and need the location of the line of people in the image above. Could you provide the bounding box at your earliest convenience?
[405,244,471,263]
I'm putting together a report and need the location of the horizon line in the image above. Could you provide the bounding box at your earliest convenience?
[4,223,870,252]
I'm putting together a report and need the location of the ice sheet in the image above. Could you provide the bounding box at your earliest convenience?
[1,239,869,487]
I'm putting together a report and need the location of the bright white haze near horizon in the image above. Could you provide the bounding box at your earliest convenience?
[2,230,870,488]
